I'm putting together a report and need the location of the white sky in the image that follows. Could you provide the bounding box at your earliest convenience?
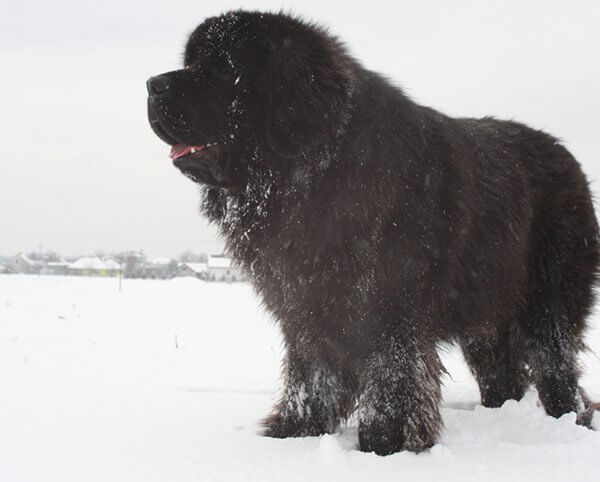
[1,0,599,257]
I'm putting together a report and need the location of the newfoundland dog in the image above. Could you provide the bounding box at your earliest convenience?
[147,11,599,454]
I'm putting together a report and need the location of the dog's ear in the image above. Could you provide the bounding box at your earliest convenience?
[263,33,352,158]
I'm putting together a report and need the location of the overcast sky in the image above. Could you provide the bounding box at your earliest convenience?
[1,0,599,257]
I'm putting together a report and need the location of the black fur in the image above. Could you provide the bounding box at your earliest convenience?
[147,10,600,455]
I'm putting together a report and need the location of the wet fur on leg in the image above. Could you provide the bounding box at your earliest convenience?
[460,324,531,408]
[358,335,443,455]
[262,349,356,438]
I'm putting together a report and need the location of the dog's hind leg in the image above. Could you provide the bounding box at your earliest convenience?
[459,323,530,408]
[523,301,588,424]
[521,165,599,426]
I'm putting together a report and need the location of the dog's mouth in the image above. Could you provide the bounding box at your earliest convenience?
[169,142,218,161]
[148,99,244,189]
[170,142,239,189]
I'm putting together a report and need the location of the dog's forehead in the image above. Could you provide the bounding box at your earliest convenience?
[184,11,252,67]
[183,10,295,68]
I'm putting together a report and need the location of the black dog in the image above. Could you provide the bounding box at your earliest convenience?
[147,11,599,455]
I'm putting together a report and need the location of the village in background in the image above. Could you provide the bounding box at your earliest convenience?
[0,250,247,283]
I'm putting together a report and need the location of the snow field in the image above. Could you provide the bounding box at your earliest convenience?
[0,274,598,482]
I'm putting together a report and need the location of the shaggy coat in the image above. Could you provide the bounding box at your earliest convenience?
[147,11,599,455]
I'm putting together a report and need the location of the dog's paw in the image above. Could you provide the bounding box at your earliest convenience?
[358,423,405,456]
[261,411,298,438]
[577,402,600,429]
[359,419,436,455]
[261,410,330,438]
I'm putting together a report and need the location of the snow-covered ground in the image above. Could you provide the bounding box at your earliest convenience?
[1,274,599,482]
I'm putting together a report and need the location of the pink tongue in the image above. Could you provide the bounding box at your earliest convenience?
[169,144,205,160]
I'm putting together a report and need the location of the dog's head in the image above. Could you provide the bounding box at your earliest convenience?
[147,11,354,190]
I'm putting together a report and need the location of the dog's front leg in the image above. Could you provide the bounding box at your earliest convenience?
[358,333,443,454]
[262,346,353,438]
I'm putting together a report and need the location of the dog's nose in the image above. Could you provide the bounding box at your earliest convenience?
[146,75,171,96]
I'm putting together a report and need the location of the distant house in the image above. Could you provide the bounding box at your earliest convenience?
[40,261,69,275]
[0,264,8,274]
[145,257,176,279]
[68,257,121,277]
[8,253,39,274]
[207,255,246,282]
[175,262,208,279]
[122,251,145,278]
